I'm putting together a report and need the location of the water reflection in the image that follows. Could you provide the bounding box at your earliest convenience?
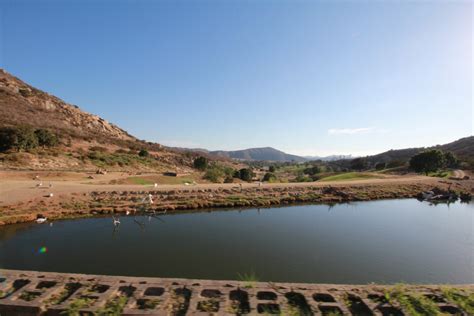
[0,199,472,284]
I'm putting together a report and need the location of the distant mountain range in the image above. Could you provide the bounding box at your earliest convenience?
[203,148,353,162]
[210,147,307,162]
[181,136,474,164]
[304,155,354,161]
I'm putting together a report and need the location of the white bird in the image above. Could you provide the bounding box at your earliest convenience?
[126,210,131,216]
[36,217,47,224]
[36,182,43,188]
[48,193,54,198]
[154,183,158,188]
[422,191,434,200]
[148,194,154,204]
[112,216,120,226]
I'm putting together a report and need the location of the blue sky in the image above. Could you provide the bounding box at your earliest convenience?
[0,0,472,156]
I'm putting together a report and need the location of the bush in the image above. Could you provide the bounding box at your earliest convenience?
[375,162,386,170]
[444,151,459,168]
[138,149,149,157]
[263,172,276,182]
[237,168,254,182]
[35,129,58,147]
[203,164,225,182]
[269,166,276,172]
[303,165,321,175]
[193,156,208,170]
[90,146,108,152]
[0,126,38,152]
[409,150,445,174]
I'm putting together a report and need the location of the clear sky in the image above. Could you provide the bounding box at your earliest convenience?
[0,0,472,156]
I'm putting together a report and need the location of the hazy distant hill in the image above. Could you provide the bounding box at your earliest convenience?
[364,136,474,164]
[210,147,307,162]
[305,154,354,161]
[328,136,474,169]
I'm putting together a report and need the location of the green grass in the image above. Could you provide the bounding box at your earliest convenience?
[319,172,383,182]
[61,297,95,316]
[96,296,128,315]
[385,285,443,316]
[237,271,259,288]
[129,177,154,185]
[427,170,453,178]
[441,287,474,314]
[124,175,197,185]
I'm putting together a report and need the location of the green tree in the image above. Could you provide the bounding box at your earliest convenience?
[303,165,321,175]
[443,151,458,168]
[34,129,58,148]
[138,149,149,157]
[375,162,386,170]
[350,158,367,171]
[269,165,276,172]
[0,126,38,152]
[193,156,208,170]
[238,168,253,181]
[409,150,445,174]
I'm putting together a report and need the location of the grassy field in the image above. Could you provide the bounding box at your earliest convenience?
[427,170,453,178]
[125,175,199,185]
[319,172,384,182]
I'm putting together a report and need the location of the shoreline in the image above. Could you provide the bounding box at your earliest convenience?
[1,175,472,225]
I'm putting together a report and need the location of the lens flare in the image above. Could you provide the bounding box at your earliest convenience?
[38,246,48,254]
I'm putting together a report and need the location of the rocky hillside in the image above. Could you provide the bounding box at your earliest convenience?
[0,69,135,144]
[0,69,207,171]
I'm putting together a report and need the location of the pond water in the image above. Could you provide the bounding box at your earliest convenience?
[0,199,472,284]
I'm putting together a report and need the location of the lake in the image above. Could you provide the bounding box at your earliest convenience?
[0,199,472,284]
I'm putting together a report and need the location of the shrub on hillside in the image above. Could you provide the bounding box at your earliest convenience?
[138,149,149,157]
[235,168,254,182]
[35,129,58,148]
[0,126,39,152]
[90,146,108,152]
[375,162,386,170]
[263,172,276,182]
[193,156,208,170]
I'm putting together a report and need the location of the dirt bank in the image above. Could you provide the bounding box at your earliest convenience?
[1,170,472,225]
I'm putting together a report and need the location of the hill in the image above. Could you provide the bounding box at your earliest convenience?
[0,69,137,145]
[0,69,204,171]
[364,136,474,164]
[210,147,307,162]
[328,136,474,170]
